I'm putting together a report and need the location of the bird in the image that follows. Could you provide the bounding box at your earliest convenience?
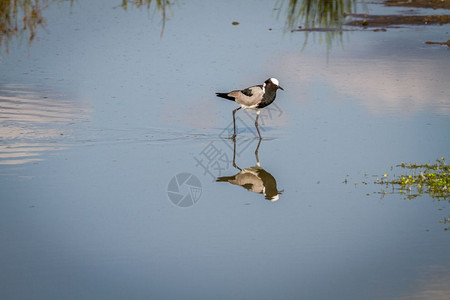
[216,78,284,139]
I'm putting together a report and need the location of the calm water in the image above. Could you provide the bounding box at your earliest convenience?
[1,0,449,299]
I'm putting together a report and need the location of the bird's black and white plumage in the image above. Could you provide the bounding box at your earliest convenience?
[216,138,281,201]
[216,78,284,139]
[216,77,284,110]
[217,166,280,201]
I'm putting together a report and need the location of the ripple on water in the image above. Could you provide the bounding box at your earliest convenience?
[0,84,90,165]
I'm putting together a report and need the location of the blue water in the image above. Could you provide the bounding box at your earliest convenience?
[1,0,449,299]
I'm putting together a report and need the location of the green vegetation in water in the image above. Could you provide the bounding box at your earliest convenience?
[120,0,172,37]
[0,0,48,51]
[0,0,171,51]
[375,158,449,201]
[278,0,356,30]
[370,158,449,231]
[276,0,358,52]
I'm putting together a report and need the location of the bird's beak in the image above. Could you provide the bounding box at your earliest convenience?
[278,86,284,91]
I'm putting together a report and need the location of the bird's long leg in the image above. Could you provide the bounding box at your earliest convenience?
[232,137,241,170]
[231,107,241,140]
[255,135,262,167]
[255,110,262,139]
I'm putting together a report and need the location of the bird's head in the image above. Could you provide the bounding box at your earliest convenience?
[264,78,284,91]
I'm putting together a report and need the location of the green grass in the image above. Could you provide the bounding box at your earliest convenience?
[375,157,449,200]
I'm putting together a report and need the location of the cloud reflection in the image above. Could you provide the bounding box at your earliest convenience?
[275,54,450,116]
[0,85,89,165]
[400,264,450,299]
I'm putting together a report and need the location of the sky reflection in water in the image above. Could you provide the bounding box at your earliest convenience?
[0,85,89,165]
[0,0,449,299]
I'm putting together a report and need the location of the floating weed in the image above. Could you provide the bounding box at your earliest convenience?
[375,157,449,201]
[369,158,450,230]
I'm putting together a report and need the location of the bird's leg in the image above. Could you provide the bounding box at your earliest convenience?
[255,110,262,139]
[255,135,262,167]
[231,107,241,139]
[232,137,241,170]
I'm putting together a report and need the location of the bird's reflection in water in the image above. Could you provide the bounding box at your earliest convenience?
[216,138,281,201]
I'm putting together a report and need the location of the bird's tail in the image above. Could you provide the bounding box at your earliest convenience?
[216,93,235,101]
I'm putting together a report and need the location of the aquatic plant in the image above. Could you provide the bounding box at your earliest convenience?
[0,0,47,51]
[120,0,171,37]
[278,0,356,29]
[375,158,449,201]
[276,0,357,52]
[0,0,171,52]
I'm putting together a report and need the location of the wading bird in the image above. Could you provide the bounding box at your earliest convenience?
[216,78,284,139]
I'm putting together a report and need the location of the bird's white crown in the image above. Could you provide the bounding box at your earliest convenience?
[269,78,280,86]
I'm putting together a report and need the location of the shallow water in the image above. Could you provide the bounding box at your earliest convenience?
[1,0,450,299]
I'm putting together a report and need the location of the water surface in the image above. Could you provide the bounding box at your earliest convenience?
[1,0,449,299]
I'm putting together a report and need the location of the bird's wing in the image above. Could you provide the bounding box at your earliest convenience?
[228,85,264,107]
[240,87,254,97]
[234,171,264,193]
